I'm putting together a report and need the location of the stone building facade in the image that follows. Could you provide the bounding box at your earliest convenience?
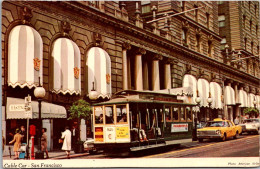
[2,1,260,152]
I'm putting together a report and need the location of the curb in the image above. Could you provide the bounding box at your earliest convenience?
[50,152,89,160]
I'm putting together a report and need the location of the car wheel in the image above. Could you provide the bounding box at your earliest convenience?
[233,131,239,139]
[198,138,203,142]
[221,134,226,142]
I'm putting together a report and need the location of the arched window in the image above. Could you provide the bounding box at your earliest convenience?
[208,40,213,57]
[86,47,111,99]
[52,38,81,95]
[8,25,43,88]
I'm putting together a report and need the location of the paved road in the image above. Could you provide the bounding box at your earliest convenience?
[73,134,259,159]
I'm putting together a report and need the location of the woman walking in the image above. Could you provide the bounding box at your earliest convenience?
[41,128,49,159]
[61,126,72,159]
[9,128,22,159]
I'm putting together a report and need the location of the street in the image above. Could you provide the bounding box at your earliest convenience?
[71,134,259,159]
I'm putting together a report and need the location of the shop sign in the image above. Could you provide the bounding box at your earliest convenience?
[94,127,103,142]
[116,126,129,139]
[9,104,25,111]
[171,123,188,133]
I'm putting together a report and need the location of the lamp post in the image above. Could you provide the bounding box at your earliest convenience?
[34,77,46,159]
[207,92,213,120]
[253,98,257,118]
[194,91,201,141]
[89,81,99,101]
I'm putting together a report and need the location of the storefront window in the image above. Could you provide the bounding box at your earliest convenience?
[173,107,179,121]
[180,107,186,121]
[165,107,171,121]
[186,107,192,121]
[94,107,103,124]
[105,106,114,124]
[116,105,127,123]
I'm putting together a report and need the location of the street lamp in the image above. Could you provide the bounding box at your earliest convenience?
[89,81,99,101]
[193,90,201,141]
[207,92,213,121]
[34,77,46,159]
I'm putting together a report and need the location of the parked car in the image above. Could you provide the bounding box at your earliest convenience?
[83,139,97,154]
[239,118,260,135]
[197,118,242,142]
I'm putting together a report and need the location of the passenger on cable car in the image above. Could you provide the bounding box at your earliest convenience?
[99,114,103,123]
[131,114,147,141]
[119,114,127,122]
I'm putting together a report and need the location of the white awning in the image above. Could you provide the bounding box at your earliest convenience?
[182,74,197,104]
[209,82,223,109]
[52,38,81,95]
[248,93,256,108]
[238,90,248,107]
[87,47,111,99]
[198,78,210,107]
[224,86,235,105]
[256,95,260,109]
[6,97,67,119]
[8,25,43,88]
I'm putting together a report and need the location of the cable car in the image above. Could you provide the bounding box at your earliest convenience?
[92,90,196,155]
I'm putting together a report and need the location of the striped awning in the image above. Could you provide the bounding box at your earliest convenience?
[224,86,235,105]
[248,93,256,108]
[6,97,67,119]
[52,38,81,95]
[8,25,43,88]
[209,82,223,109]
[182,74,197,104]
[238,90,248,107]
[87,47,111,99]
[198,78,210,107]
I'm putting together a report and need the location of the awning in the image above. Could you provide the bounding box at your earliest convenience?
[6,97,67,119]
[224,86,235,105]
[238,90,248,107]
[248,93,256,108]
[198,78,210,107]
[209,82,223,109]
[182,74,197,104]
[256,95,260,109]
[52,38,81,95]
[87,47,112,99]
[8,25,43,88]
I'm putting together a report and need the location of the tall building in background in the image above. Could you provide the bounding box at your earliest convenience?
[1,1,259,154]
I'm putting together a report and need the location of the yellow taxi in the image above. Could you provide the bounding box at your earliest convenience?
[197,118,242,142]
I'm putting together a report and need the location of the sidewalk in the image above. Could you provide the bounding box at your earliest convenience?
[2,150,90,160]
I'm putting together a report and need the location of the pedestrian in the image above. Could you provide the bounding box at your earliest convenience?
[2,135,5,152]
[19,126,26,143]
[61,126,72,159]
[41,128,49,159]
[234,116,239,125]
[9,128,22,160]
[71,123,79,151]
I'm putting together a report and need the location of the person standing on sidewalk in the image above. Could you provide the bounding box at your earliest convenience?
[41,128,49,159]
[71,123,79,151]
[9,128,22,160]
[61,126,71,159]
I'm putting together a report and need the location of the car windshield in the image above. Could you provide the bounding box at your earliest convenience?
[205,121,228,127]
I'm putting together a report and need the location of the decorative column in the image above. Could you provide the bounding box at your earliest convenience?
[234,82,240,119]
[152,54,163,91]
[135,48,146,91]
[143,56,149,90]
[122,42,131,90]
[80,119,86,141]
[164,58,175,89]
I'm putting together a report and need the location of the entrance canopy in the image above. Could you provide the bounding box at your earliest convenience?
[248,93,256,108]
[209,82,223,109]
[6,97,67,119]
[197,78,210,107]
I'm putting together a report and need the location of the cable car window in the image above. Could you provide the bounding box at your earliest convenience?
[165,107,171,122]
[116,105,127,123]
[180,107,186,121]
[94,106,103,124]
[105,106,114,124]
[186,107,192,122]
[173,107,179,121]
